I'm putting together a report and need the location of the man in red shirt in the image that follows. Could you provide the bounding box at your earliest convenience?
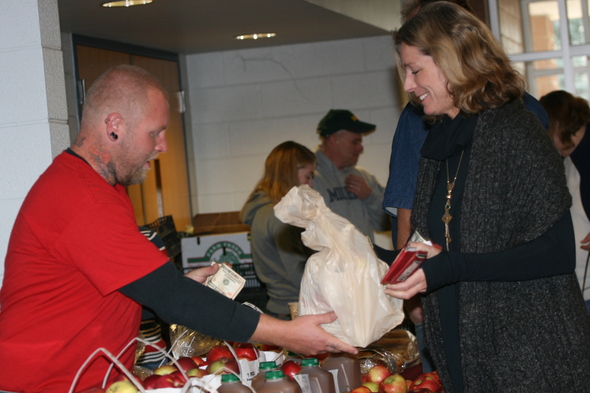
[0,65,356,393]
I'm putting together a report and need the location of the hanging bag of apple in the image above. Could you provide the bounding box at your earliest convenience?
[274,185,404,348]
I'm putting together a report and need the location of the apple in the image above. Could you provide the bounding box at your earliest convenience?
[207,345,234,363]
[408,373,441,392]
[105,381,138,393]
[380,374,407,393]
[141,374,161,389]
[367,364,391,384]
[191,356,206,366]
[187,367,209,378]
[234,343,257,361]
[206,356,240,375]
[175,356,198,372]
[154,372,186,388]
[350,386,372,393]
[281,360,301,381]
[362,381,380,392]
[153,364,178,375]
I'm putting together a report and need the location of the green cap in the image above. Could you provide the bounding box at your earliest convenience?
[265,370,286,380]
[301,358,320,367]
[221,374,240,383]
[317,109,376,137]
[259,361,278,370]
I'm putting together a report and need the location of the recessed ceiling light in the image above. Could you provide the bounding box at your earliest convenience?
[235,33,277,41]
[102,0,153,7]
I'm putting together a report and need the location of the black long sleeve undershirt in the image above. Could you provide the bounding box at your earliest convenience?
[422,212,576,293]
[119,262,260,343]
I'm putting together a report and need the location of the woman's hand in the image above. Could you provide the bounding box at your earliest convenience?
[385,268,427,299]
[384,242,442,299]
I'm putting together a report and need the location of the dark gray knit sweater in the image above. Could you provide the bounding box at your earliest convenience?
[412,99,590,392]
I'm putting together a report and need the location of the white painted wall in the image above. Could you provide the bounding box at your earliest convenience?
[0,0,69,286]
[183,35,403,224]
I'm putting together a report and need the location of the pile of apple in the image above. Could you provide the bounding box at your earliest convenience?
[104,342,259,392]
[348,364,443,393]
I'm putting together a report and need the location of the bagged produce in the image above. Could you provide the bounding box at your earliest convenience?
[274,185,404,347]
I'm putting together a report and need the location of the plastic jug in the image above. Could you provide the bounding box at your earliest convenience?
[320,354,362,393]
[258,370,302,393]
[295,358,336,393]
[251,361,278,391]
[217,373,251,393]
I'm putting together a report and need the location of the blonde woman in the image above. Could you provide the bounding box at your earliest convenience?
[386,3,590,392]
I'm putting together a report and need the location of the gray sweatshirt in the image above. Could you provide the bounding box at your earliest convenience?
[313,149,389,241]
[241,191,314,315]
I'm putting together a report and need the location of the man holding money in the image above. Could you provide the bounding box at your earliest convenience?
[0,65,356,393]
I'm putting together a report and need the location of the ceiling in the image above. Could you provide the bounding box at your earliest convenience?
[57,0,395,55]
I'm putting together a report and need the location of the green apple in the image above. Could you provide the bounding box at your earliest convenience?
[362,381,380,392]
[105,380,138,393]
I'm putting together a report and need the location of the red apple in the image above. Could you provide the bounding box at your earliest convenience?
[141,375,161,389]
[176,356,198,372]
[187,367,209,378]
[367,364,391,384]
[206,356,240,375]
[380,374,407,393]
[191,356,206,366]
[234,343,258,361]
[207,345,234,363]
[421,371,441,385]
[362,381,380,392]
[153,364,178,376]
[154,371,186,388]
[105,381,138,393]
[350,386,372,393]
[409,374,440,392]
[281,360,301,381]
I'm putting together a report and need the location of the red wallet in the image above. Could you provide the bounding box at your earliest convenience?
[380,247,428,284]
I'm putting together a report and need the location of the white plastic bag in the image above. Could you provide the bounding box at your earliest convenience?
[274,185,404,347]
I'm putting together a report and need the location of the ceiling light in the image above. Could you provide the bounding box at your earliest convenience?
[235,33,277,41]
[102,0,153,7]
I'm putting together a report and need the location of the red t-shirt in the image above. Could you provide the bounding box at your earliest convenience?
[0,152,169,392]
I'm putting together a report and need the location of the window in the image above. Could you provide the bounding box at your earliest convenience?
[490,0,590,100]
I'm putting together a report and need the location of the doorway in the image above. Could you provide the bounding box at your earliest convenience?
[73,37,191,232]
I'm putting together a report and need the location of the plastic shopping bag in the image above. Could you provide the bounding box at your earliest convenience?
[274,185,404,347]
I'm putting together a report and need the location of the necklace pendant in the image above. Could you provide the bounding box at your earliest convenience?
[442,210,453,225]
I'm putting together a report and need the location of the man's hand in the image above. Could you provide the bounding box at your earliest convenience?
[250,313,358,356]
[345,174,371,200]
[184,263,221,284]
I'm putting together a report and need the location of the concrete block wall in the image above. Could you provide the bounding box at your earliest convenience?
[0,0,69,285]
[184,35,404,228]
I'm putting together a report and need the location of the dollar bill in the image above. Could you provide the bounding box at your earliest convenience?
[205,262,246,299]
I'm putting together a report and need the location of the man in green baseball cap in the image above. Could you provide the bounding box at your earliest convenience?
[313,109,389,242]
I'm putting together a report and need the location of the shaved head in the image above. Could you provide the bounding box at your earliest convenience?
[80,65,167,134]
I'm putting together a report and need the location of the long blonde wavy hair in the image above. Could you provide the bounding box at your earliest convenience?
[394,2,525,120]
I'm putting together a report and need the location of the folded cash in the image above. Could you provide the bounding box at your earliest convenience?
[205,262,246,299]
